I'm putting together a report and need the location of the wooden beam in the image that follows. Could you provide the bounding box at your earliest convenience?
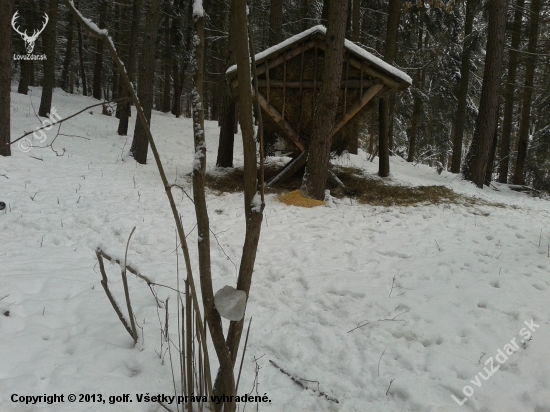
[255,39,317,76]
[255,79,373,89]
[266,151,308,187]
[257,92,306,151]
[332,84,384,137]
[316,42,403,90]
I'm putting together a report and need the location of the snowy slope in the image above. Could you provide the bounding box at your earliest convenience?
[1,90,550,412]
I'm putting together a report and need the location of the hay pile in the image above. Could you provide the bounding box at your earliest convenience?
[278,190,326,208]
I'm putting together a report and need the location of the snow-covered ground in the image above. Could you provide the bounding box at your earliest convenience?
[1,90,550,412]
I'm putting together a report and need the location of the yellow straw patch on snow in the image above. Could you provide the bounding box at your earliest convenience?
[278,190,326,208]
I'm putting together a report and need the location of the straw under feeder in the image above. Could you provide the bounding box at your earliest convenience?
[226,25,412,187]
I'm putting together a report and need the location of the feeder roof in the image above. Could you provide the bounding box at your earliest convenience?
[226,25,412,89]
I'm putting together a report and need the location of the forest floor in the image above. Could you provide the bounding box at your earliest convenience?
[1,89,550,412]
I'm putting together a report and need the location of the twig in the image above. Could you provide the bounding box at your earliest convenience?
[377,348,386,376]
[8,97,129,148]
[388,271,400,297]
[236,317,253,393]
[434,239,441,252]
[348,310,410,333]
[386,378,395,395]
[121,227,138,344]
[269,360,339,403]
[95,250,135,340]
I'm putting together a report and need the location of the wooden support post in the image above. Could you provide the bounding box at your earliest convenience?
[266,60,270,105]
[312,42,317,115]
[344,54,350,112]
[266,151,308,187]
[257,91,306,151]
[298,44,304,138]
[332,84,384,137]
[282,51,286,121]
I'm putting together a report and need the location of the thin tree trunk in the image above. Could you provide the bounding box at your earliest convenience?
[76,0,87,96]
[216,0,236,167]
[408,92,421,162]
[378,0,400,177]
[301,0,348,199]
[450,0,475,173]
[213,3,264,409]
[512,0,542,185]
[162,10,171,113]
[18,60,31,95]
[60,9,74,92]
[38,0,59,117]
[92,0,107,100]
[118,0,142,135]
[462,0,507,188]
[130,0,161,163]
[0,0,14,156]
[498,0,524,183]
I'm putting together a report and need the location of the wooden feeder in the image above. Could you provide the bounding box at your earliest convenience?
[226,25,412,186]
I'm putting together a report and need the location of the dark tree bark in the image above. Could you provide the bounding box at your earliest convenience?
[130,0,161,164]
[301,0,348,200]
[268,0,283,46]
[498,0,524,183]
[18,60,31,95]
[0,0,14,156]
[161,10,171,113]
[462,0,507,188]
[118,0,142,135]
[76,0,87,96]
[485,105,500,184]
[17,0,33,95]
[378,0,400,177]
[512,0,542,185]
[216,0,236,167]
[60,8,74,92]
[170,0,185,117]
[450,0,475,173]
[92,0,107,100]
[38,0,59,117]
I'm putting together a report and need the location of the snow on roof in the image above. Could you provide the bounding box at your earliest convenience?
[226,25,412,86]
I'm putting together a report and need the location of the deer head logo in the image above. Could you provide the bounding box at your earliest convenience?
[12,11,49,54]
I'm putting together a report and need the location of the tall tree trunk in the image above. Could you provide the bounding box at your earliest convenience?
[0,0,14,156]
[38,0,59,117]
[130,0,161,164]
[378,0,400,177]
[17,0,33,95]
[161,11,171,113]
[301,0,348,200]
[462,0,507,188]
[450,0,475,173]
[485,105,500,184]
[118,0,142,135]
[92,0,107,100]
[268,0,283,46]
[216,0,236,167]
[76,0,87,96]
[498,0,524,183]
[60,9,74,92]
[512,0,542,185]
